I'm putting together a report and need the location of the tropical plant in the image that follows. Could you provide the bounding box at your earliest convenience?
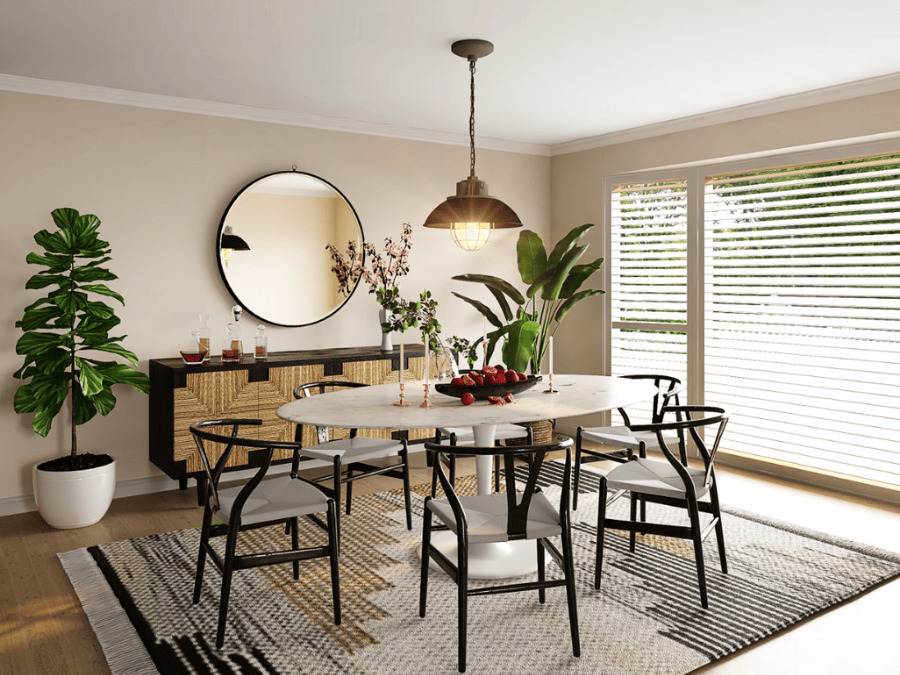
[452,224,604,373]
[13,208,152,461]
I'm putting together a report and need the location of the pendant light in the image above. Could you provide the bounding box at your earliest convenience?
[220,225,251,267]
[423,39,522,251]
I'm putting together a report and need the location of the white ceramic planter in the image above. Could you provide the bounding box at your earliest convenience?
[33,459,116,529]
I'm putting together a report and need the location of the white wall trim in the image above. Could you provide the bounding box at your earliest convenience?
[0,74,550,157]
[550,72,900,157]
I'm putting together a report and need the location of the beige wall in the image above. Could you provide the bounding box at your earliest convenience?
[0,91,550,501]
[550,89,900,387]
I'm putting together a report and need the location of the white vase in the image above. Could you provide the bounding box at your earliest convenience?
[379,307,393,352]
[33,458,116,529]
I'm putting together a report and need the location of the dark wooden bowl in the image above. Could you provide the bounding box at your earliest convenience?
[434,375,542,401]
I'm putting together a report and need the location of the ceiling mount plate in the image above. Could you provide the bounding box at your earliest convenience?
[451,39,494,61]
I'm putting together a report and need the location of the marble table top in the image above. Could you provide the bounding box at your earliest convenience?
[276,374,657,429]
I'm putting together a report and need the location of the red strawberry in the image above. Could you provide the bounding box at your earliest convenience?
[482,365,498,375]
[461,375,475,386]
[473,375,485,386]
[450,377,464,386]
[494,371,507,384]
[493,364,506,373]
[487,396,505,406]
[504,393,515,403]
[484,373,498,385]
[461,392,475,406]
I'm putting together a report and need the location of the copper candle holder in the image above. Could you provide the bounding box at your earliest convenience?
[543,373,558,394]
[420,383,434,408]
[393,382,410,407]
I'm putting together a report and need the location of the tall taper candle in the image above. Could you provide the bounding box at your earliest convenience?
[399,343,404,384]
[425,340,430,385]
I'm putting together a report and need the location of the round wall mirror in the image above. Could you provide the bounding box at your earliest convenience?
[216,170,364,327]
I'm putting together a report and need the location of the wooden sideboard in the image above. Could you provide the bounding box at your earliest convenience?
[149,344,428,497]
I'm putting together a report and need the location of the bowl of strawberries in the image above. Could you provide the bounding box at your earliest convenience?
[434,365,542,405]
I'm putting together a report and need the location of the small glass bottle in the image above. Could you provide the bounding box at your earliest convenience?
[230,305,244,358]
[221,323,240,362]
[254,325,268,361]
[198,313,211,363]
[180,329,207,364]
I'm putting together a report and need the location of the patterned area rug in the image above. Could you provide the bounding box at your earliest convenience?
[60,466,900,675]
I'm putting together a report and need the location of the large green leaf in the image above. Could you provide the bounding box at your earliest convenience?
[559,257,604,299]
[17,305,64,331]
[53,289,88,314]
[80,283,125,305]
[73,266,117,283]
[13,384,39,414]
[25,273,68,290]
[72,390,98,426]
[19,372,70,437]
[452,274,527,306]
[487,286,513,322]
[516,230,547,285]
[547,223,594,269]
[81,300,115,319]
[86,388,117,416]
[451,292,504,328]
[91,362,151,393]
[51,207,82,232]
[16,331,65,356]
[541,245,587,301]
[81,342,139,367]
[75,358,104,396]
[34,229,71,254]
[554,288,605,323]
[500,318,540,373]
[26,251,71,272]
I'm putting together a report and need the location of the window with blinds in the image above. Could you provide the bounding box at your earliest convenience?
[705,155,900,488]
[610,180,689,421]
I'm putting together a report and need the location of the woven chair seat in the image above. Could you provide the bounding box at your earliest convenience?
[427,492,561,544]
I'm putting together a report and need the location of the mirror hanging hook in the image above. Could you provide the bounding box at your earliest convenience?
[291,165,298,172]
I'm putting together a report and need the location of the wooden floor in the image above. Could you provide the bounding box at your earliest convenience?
[1,449,898,675]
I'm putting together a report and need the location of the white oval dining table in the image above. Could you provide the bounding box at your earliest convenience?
[277,374,656,579]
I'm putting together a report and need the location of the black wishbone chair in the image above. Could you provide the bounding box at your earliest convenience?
[574,374,684,510]
[189,419,340,649]
[292,381,413,531]
[420,436,580,673]
[594,406,730,609]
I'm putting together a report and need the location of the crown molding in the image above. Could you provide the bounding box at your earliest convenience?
[550,71,900,157]
[0,74,551,157]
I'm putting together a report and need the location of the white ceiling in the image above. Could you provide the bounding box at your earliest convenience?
[3,0,900,152]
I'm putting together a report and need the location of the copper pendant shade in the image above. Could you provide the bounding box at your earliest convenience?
[423,39,522,251]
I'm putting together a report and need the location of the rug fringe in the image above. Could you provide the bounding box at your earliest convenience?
[59,548,159,675]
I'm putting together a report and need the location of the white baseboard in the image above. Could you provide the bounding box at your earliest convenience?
[1,444,431,518]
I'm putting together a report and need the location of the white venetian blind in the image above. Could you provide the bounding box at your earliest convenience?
[610,180,689,421]
[705,154,900,488]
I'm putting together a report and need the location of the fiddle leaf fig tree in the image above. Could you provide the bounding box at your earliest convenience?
[453,224,604,373]
[13,208,151,459]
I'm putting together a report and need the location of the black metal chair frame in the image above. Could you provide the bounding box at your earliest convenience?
[595,406,730,608]
[292,381,413,531]
[420,438,580,673]
[429,425,534,497]
[574,373,684,510]
[189,419,341,648]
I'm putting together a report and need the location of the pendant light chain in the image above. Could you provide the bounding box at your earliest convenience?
[469,58,477,179]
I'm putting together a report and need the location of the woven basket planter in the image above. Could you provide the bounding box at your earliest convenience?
[508,419,553,446]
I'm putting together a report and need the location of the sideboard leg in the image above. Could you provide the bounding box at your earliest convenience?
[179,478,188,491]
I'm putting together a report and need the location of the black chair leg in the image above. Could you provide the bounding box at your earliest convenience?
[326,500,341,625]
[291,516,300,580]
[345,466,354,516]
[401,446,412,530]
[629,492,638,553]
[537,539,546,604]
[449,455,457,487]
[193,507,213,604]
[216,527,240,649]
[687,496,709,608]
[594,475,608,590]
[561,524,581,657]
[419,504,432,618]
[458,540,468,674]
[573,431,583,510]
[494,454,501,493]
[710,481,728,574]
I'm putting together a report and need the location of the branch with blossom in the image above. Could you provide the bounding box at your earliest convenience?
[357,222,412,301]
[325,239,362,297]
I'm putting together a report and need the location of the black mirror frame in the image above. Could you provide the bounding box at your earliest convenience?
[215,169,365,328]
